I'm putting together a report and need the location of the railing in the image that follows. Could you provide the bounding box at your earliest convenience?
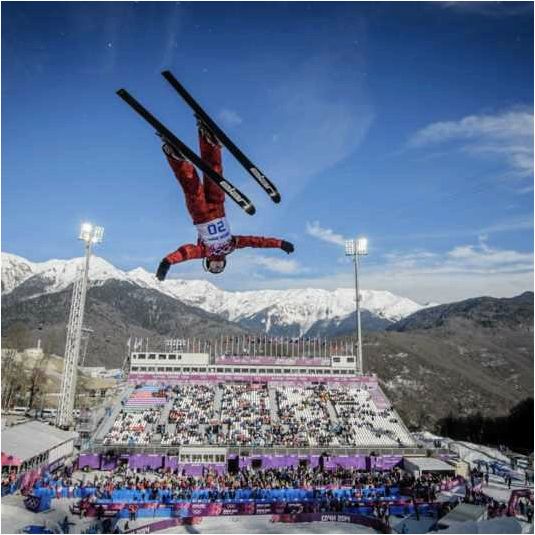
[129,336,358,359]
[82,442,431,457]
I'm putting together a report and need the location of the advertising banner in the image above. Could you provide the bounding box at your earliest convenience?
[271,513,390,533]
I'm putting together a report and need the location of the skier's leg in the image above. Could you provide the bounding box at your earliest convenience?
[163,144,208,223]
[198,122,225,205]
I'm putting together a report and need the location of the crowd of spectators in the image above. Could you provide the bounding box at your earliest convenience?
[55,465,423,503]
[275,385,339,447]
[27,460,534,531]
[218,384,271,446]
[103,409,159,446]
[162,385,215,446]
[101,381,415,448]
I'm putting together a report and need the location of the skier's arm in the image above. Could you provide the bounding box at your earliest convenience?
[166,243,205,264]
[156,244,205,281]
[234,236,294,253]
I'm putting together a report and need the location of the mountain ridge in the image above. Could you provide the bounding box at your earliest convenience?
[389,291,534,333]
[1,252,428,336]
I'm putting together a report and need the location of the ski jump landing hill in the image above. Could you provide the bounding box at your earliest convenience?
[80,336,426,473]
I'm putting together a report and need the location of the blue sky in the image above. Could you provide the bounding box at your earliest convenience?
[2,1,533,302]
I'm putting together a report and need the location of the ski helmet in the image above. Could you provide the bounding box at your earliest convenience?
[203,257,226,274]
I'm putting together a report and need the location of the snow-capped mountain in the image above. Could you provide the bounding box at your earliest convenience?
[163,286,425,335]
[1,253,36,294]
[1,252,428,335]
[1,252,130,299]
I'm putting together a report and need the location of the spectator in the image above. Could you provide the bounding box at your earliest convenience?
[526,503,533,524]
[129,503,138,521]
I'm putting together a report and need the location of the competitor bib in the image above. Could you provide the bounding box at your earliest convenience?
[196,217,233,254]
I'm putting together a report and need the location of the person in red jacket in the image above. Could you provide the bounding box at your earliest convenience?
[156,124,294,280]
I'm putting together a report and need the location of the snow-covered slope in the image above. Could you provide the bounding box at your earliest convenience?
[1,253,130,297]
[1,253,36,293]
[2,252,427,335]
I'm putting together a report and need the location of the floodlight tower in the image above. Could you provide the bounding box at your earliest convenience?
[345,237,368,375]
[56,223,104,429]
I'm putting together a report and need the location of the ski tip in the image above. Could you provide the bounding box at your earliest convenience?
[271,193,282,204]
[116,88,130,99]
[245,204,256,216]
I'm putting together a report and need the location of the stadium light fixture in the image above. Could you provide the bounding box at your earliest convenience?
[79,222,104,244]
[356,237,368,256]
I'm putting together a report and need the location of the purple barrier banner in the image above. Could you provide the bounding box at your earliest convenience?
[174,501,306,516]
[128,454,165,470]
[89,501,311,517]
[369,455,403,471]
[78,454,101,470]
[325,455,366,471]
[272,512,390,533]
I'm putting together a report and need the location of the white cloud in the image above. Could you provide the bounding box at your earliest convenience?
[446,243,533,270]
[306,221,346,246]
[363,268,532,304]
[365,240,533,302]
[383,239,533,274]
[382,250,439,269]
[218,109,243,127]
[480,216,533,234]
[408,108,534,178]
[251,255,304,275]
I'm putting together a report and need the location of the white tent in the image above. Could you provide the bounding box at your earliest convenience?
[403,456,456,477]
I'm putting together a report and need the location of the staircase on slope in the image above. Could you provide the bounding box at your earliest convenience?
[325,399,339,427]
[268,387,279,424]
[94,385,135,442]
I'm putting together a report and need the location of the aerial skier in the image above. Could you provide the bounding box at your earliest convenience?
[155,124,294,280]
[116,71,294,280]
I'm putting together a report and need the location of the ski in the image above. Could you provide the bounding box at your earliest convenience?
[161,70,281,204]
[116,89,256,216]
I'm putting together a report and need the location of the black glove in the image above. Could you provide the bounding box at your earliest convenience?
[156,259,171,281]
[281,241,295,254]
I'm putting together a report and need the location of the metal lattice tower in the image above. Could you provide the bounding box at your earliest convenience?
[345,237,368,375]
[56,224,103,429]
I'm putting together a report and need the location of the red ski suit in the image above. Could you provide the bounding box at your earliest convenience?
[164,130,284,266]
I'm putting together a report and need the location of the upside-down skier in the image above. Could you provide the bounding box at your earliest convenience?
[155,124,294,281]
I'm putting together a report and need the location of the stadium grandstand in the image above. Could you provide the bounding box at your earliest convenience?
[83,336,418,472]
